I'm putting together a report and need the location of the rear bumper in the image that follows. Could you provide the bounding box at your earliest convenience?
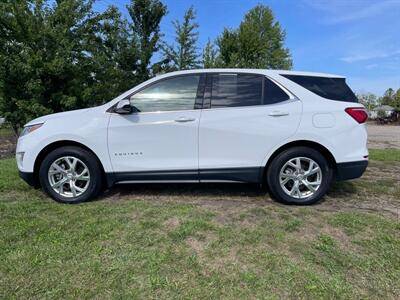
[19,171,39,188]
[336,160,368,181]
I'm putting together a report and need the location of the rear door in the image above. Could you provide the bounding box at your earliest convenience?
[198,72,302,182]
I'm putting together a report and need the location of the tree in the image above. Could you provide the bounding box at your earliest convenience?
[127,0,167,80]
[202,38,218,68]
[214,4,292,69]
[381,88,395,106]
[216,29,239,67]
[0,0,143,134]
[393,88,400,111]
[85,6,140,102]
[162,6,200,71]
[357,93,378,111]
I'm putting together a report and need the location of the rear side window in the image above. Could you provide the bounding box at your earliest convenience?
[210,73,262,108]
[264,78,290,104]
[282,74,358,102]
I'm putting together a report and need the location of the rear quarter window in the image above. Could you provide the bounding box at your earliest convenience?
[264,78,290,104]
[282,74,358,102]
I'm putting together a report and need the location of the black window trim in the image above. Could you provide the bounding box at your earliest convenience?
[264,75,297,102]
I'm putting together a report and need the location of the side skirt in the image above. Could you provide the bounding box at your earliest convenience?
[105,167,263,187]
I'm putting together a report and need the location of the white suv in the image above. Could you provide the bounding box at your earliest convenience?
[16,69,368,205]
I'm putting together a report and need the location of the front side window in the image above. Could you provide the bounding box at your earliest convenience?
[130,75,200,112]
[210,73,263,108]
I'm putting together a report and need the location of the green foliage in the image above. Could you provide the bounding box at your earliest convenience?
[0,1,297,133]
[0,0,167,133]
[381,88,395,105]
[357,92,378,110]
[202,38,218,68]
[127,0,167,80]
[377,109,387,118]
[0,1,130,133]
[161,6,200,71]
[85,6,141,104]
[213,4,292,69]
[378,88,400,110]
[395,89,400,110]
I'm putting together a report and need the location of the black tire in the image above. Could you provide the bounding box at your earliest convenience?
[39,146,103,204]
[266,146,333,205]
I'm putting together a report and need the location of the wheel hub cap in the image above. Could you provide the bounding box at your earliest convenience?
[48,156,90,198]
[279,157,322,199]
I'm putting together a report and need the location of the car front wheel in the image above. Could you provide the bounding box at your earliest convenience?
[39,146,103,204]
[266,146,333,205]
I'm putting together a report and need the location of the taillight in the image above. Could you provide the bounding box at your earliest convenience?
[345,107,368,124]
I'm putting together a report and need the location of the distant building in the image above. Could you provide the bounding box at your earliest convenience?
[369,105,395,119]
[0,117,5,126]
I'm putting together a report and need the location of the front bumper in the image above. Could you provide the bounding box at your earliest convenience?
[19,171,39,188]
[336,160,368,181]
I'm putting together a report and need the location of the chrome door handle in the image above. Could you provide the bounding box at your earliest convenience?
[175,117,196,123]
[268,111,289,117]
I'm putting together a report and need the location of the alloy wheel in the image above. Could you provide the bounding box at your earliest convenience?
[279,157,322,199]
[47,156,90,198]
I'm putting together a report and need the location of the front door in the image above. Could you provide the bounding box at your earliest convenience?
[108,74,204,179]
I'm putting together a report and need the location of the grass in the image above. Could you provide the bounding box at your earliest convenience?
[1,153,400,298]
[369,148,400,162]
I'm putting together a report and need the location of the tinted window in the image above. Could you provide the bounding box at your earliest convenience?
[264,78,290,104]
[130,75,200,112]
[210,73,262,108]
[282,74,357,102]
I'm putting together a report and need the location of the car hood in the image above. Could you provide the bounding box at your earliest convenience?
[24,108,91,126]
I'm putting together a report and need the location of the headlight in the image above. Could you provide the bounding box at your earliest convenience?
[20,123,44,137]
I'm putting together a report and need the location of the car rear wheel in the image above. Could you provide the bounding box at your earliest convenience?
[39,146,103,204]
[266,146,333,205]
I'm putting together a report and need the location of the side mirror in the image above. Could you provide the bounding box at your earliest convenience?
[114,99,132,114]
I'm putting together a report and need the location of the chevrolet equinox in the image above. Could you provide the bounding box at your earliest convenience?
[16,69,368,204]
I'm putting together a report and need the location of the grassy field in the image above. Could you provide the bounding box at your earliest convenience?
[369,148,400,162]
[1,152,399,298]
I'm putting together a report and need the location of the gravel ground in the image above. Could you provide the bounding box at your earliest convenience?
[366,123,400,149]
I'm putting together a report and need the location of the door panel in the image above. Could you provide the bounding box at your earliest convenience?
[108,110,200,172]
[199,100,302,169]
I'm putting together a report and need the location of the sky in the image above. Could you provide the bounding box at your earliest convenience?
[94,0,400,95]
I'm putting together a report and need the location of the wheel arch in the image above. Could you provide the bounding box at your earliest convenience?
[261,140,337,183]
[33,140,107,188]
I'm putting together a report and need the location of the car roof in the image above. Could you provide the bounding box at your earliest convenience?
[154,68,345,79]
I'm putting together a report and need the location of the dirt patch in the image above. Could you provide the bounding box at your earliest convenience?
[186,237,205,255]
[0,135,16,159]
[185,233,217,258]
[321,226,352,247]
[367,124,400,149]
[163,217,180,230]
